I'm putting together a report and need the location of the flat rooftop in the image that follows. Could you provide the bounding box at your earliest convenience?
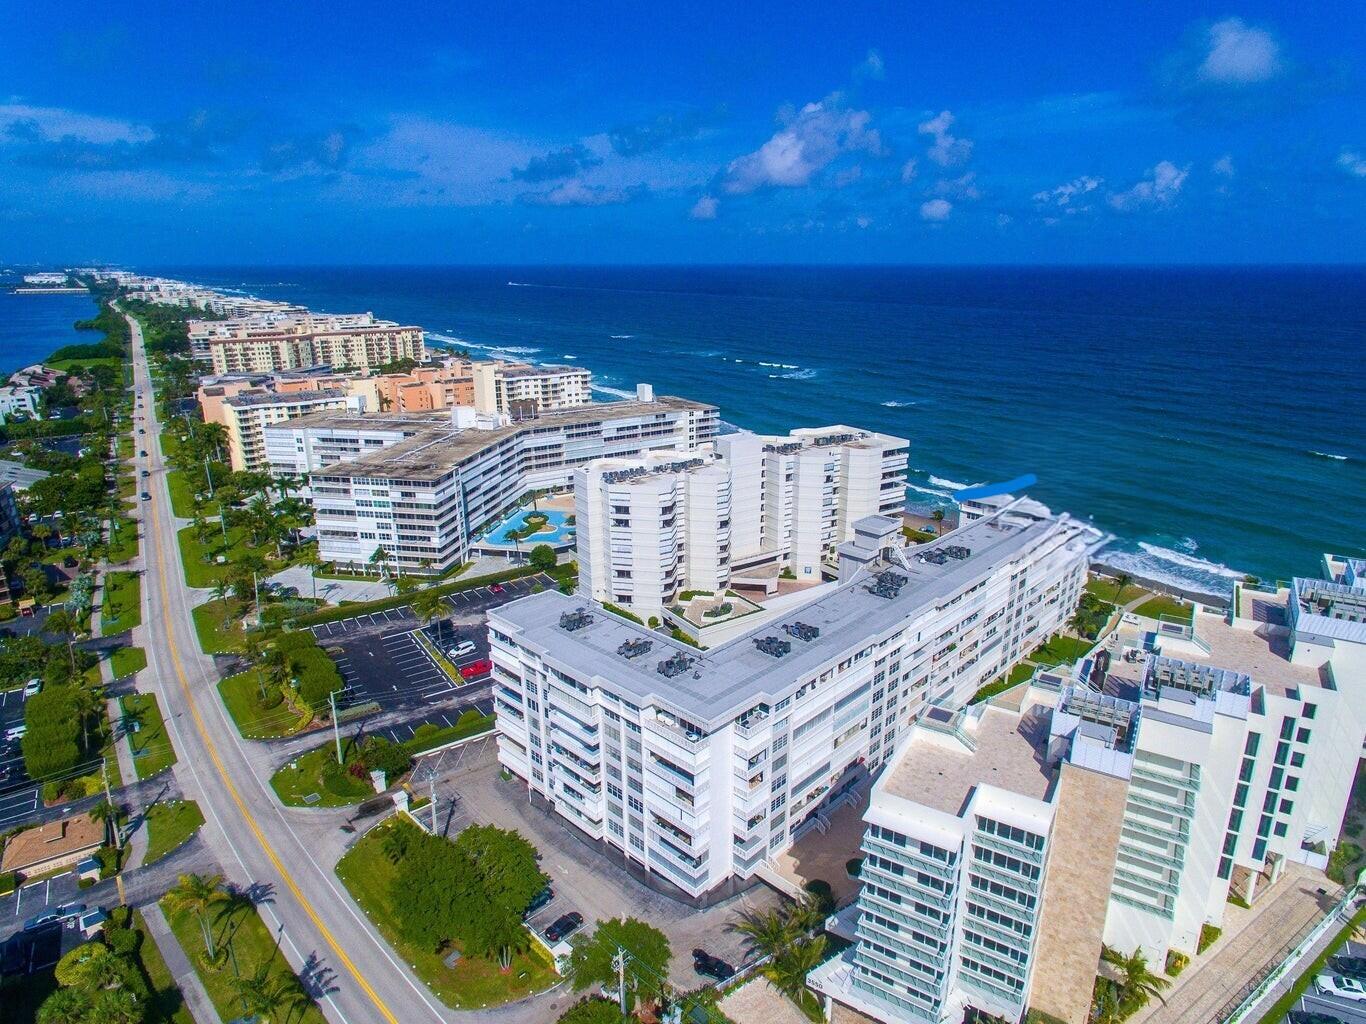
[225,388,347,408]
[881,701,1055,816]
[295,395,715,482]
[495,506,1097,726]
[1182,611,1325,697]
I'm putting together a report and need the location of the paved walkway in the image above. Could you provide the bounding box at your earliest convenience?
[141,903,226,1024]
[1131,863,1339,1024]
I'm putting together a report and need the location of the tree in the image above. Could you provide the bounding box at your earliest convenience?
[230,961,308,1024]
[90,989,144,1024]
[1102,945,1171,1009]
[411,588,446,626]
[766,935,827,1016]
[164,873,227,960]
[566,917,671,1010]
[37,987,93,1024]
[89,798,123,851]
[44,608,79,674]
[557,997,629,1024]
[529,544,558,573]
[728,905,793,961]
[1114,572,1134,602]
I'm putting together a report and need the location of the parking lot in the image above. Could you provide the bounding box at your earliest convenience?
[0,687,40,828]
[1292,939,1366,1024]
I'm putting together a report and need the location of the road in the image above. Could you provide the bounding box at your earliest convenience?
[128,314,564,1024]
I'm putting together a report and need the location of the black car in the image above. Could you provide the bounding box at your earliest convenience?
[524,885,554,917]
[1331,955,1366,979]
[543,912,584,943]
[1289,1013,1346,1024]
[692,948,735,982]
[139,450,147,457]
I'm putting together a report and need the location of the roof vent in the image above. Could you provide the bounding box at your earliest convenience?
[864,570,908,599]
[617,638,654,659]
[784,622,820,642]
[754,636,792,658]
[657,652,696,678]
[559,609,594,631]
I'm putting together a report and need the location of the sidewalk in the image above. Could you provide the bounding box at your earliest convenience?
[141,903,226,1024]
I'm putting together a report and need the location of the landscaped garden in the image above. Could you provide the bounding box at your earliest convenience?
[334,817,558,1008]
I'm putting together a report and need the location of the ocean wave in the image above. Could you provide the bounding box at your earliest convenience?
[758,362,800,369]
[1136,541,1244,580]
[610,334,635,340]
[563,354,578,360]
[881,400,918,408]
[1307,449,1349,461]
[1098,543,1245,598]
[426,332,466,347]
[768,368,818,381]
[907,482,954,500]
[928,475,971,492]
[592,383,636,400]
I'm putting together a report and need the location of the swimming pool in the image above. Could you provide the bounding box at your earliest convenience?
[480,507,576,547]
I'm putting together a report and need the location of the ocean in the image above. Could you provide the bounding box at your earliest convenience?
[88,265,1366,593]
[0,288,97,374]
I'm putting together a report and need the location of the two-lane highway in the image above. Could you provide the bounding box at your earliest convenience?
[128,314,553,1024]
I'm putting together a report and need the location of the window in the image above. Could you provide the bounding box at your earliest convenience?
[1269,767,1284,790]
[1274,822,1288,837]
[1296,727,1312,744]
[1291,751,1305,768]
[1274,742,1290,766]
[1217,857,1232,880]
[1253,838,1267,860]
[1234,783,1249,807]
[1279,717,1295,740]
[1244,733,1261,756]
[1302,703,1318,720]
[1280,798,1294,814]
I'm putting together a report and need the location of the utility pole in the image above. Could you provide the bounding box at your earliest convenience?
[614,947,628,1015]
[329,690,342,764]
[102,756,122,851]
[204,455,214,497]
[429,774,437,833]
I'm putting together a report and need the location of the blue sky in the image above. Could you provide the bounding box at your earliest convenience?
[2,1,1363,264]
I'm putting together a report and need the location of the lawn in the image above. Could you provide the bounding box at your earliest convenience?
[405,712,495,755]
[177,521,255,589]
[106,513,140,564]
[1134,594,1195,622]
[111,645,148,679]
[142,799,204,865]
[121,691,177,778]
[335,818,559,1008]
[131,909,196,1024]
[48,356,125,371]
[101,569,142,634]
[161,891,326,1024]
[191,598,244,654]
[1031,634,1095,667]
[271,744,375,807]
[1086,576,1148,605]
[218,669,314,739]
[970,662,1038,705]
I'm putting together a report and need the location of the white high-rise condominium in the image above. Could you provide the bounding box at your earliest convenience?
[488,498,1105,904]
[812,553,1366,1024]
[573,426,910,618]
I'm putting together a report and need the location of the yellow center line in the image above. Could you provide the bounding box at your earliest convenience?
[140,345,398,1024]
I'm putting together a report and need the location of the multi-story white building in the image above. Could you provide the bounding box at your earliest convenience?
[472,361,593,417]
[207,321,425,374]
[0,385,43,423]
[573,426,909,618]
[575,452,733,617]
[263,390,720,573]
[488,500,1104,904]
[813,554,1366,1024]
[221,388,366,472]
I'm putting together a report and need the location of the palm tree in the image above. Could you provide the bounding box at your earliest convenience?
[728,906,795,962]
[1091,980,1126,1024]
[411,587,446,626]
[766,935,827,1014]
[164,873,227,960]
[44,608,79,673]
[369,546,390,582]
[1102,945,1171,1008]
[230,962,308,1024]
[88,798,123,851]
[299,548,323,602]
[35,987,89,1024]
[1114,572,1134,603]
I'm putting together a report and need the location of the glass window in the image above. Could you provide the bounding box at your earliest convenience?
[1302,703,1317,720]
[1296,728,1312,744]
[1244,733,1261,756]
[1279,717,1295,740]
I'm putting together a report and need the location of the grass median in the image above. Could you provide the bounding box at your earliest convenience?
[101,570,143,634]
[130,909,196,1024]
[110,645,148,679]
[191,598,244,654]
[121,691,177,778]
[217,669,315,739]
[142,799,204,866]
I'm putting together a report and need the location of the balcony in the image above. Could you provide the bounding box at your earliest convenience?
[644,714,709,754]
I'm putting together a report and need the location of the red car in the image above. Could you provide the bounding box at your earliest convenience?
[489,583,505,594]
[459,659,492,679]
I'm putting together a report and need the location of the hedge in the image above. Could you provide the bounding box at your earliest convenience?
[294,563,572,627]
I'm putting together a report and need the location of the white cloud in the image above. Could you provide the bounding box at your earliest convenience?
[690,195,719,219]
[931,172,981,201]
[918,110,972,167]
[919,198,952,221]
[1212,154,1236,177]
[1109,161,1189,211]
[1337,150,1366,178]
[721,95,881,194]
[0,103,152,145]
[1199,18,1281,84]
[1032,175,1103,208]
[856,50,885,81]
[899,158,917,184]
[523,179,631,206]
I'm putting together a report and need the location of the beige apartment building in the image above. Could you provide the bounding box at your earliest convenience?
[223,389,366,472]
[208,323,425,374]
[472,361,592,417]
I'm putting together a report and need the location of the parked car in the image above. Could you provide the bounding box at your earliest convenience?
[5,725,27,742]
[1331,955,1366,979]
[140,470,150,478]
[524,885,554,917]
[55,902,87,922]
[141,492,151,501]
[447,641,477,661]
[543,912,583,943]
[23,678,42,698]
[692,948,735,982]
[459,659,491,680]
[1289,1012,1347,1024]
[139,450,147,457]
[138,428,145,434]
[22,909,61,931]
[1317,974,1366,1001]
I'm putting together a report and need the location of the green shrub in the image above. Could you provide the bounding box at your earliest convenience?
[1198,923,1221,953]
[0,872,16,895]
[846,858,863,878]
[602,602,644,625]
[361,737,413,781]
[1165,950,1189,977]
[803,879,835,914]
[106,926,140,956]
[411,722,440,742]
